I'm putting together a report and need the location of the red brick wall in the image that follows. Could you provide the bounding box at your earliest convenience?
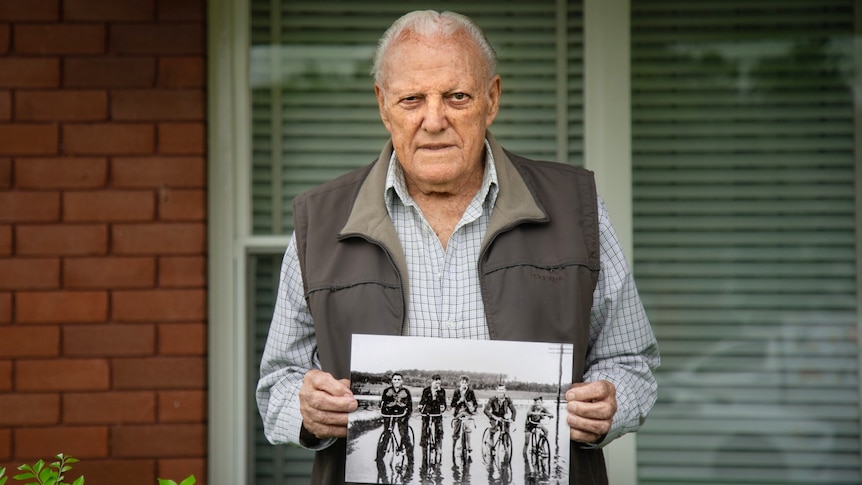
[0,0,207,483]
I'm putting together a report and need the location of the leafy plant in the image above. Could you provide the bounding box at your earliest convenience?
[157,477,196,485]
[0,455,194,485]
[10,454,83,485]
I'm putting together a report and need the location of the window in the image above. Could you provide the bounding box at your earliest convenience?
[631,1,860,483]
[244,1,584,481]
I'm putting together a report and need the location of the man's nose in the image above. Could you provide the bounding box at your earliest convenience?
[421,97,448,132]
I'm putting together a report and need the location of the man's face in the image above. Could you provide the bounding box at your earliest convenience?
[431,378,441,391]
[374,32,501,195]
[392,375,402,388]
[496,386,506,399]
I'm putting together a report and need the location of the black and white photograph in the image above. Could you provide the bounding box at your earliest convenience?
[346,334,573,485]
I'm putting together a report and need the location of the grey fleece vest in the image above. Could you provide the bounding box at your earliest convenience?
[292,147,608,484]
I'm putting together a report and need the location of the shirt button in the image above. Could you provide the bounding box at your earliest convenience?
[445,321,455,328]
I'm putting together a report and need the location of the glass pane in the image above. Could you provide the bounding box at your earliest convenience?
[632,1,859,484]
[249,253,316,483]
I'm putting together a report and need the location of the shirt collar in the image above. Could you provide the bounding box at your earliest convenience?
[384,139,499,214]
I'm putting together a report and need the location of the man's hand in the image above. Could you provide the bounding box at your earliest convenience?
[299,369,358,439]
[565,380,617,444]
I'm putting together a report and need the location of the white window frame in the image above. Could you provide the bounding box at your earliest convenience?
[205,0,662,483]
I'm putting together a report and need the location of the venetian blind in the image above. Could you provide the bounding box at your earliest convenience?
[631,1,860,484]
[248,1,584,482]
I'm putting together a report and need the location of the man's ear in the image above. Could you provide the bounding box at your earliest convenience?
[485,74,502,126]
[375,84,392,131]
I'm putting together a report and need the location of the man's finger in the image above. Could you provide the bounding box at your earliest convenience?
[566,380,614,402]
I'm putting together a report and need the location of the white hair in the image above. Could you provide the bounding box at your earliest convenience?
[370,10,498,85]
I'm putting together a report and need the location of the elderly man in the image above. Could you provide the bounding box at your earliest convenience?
[257,9,659,485]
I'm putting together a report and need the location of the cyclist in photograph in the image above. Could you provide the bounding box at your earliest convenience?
[483,384,517,446]
[379,372,413,455]
[450,375,478,452]
[524,396,554,457]
[418,374,447,449]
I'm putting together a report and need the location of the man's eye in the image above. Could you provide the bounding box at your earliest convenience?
[452,93,469,101]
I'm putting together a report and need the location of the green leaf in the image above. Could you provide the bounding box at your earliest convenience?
[13,472,36,481]
[40,467,57,483]
[63,458,78,465]
[156,480,177,485]
[72,477,85,485]
[179,475,196,485]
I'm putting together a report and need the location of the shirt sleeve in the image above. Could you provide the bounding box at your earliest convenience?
[583,197,661,447]
[255,233,335,450]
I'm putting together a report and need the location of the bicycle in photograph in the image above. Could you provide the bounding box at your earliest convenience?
[451,413,476,466]
[376,410,415,480]
[481,416,514,466]
[420,411,443,467]
[525,416,552,478]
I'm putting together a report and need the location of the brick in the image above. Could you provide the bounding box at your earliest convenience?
[157,459,204,485]
[14,24,104,55]
[112,89,204,121]
[16,90,107,121]
[112,424,205,457]
[75,459,155,485]
[0,293,9,324]
[158,256,205,288]
[158,323,204,356]
[0,225,9,256]
[111,156,204,188]
[0,428,10,460]
[0,24,9,54]
[158,390,205,423]
[0,157,10,187]
[0,258,60,290]
[157,0,203,21]
[65,57,156,88]
[15,157,107,189]
[0,192,60,222]
[15,426,108,460]
[16,359,109,391]
[63,323,155,357]
[112,289,205,321]
[158,188,204,221]
[110,24,203,55]
[16,224,108,256]
[112,357,205,390]
[64,257,155,289]
[64,190,155,222]
[0,58,59,88]
[62,123,154,155]
[0,0,59,21]
[0,361,10,390]
[112,223,205,255]
[0,393,59,426]
[157,57,203,88]
[16,291,108,323]
[0,124,58,155]
[0,326,60,357]
[64,0,153,21]
[157,122,204,154]
[0,91,9,120]
[65,391,155,424]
